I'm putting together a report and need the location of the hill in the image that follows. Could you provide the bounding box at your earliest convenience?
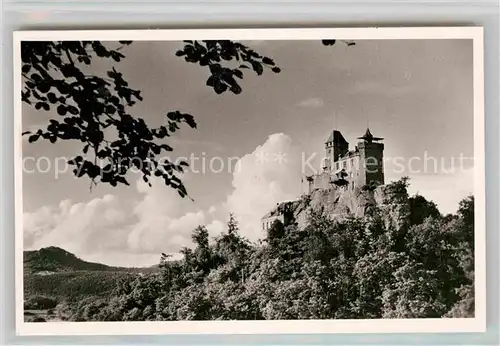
[23,247,160,312]
[24,246,159,274]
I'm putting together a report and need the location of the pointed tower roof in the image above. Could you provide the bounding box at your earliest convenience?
[325,130,348,145]
[357,128,383,143]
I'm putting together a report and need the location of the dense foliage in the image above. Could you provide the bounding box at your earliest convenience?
[47,178,474,321]
[24,295,58,310]
[24,271,137,303]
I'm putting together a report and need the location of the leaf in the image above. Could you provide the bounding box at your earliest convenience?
[30,73,42,82]
[28,134,40,143]
[233,69,243,79]
[322,39,336,46]
[182,113,197,128]
[105,105,116,114]
[151,146,161,155]
[213,81,227,94]
[67,105,79,115]
[251,61,263,75]
[206,76,216,87]
[57,105,67,116]
[116,176,130,185]
[47,92,58,104]
[271,67,281,73]
[110,50,125,62]
[230,84,242,94]
[262,57,275,65]
[37,81,51,93]
[209,63,222,74]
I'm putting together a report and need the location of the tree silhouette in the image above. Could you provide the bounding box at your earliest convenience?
[21,39,352,195]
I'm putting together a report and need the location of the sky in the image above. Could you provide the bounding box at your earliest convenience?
[22,39,474,267]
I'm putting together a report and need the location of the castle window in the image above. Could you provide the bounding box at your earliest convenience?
[352,181,354,189]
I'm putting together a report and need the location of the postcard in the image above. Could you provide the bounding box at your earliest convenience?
[14,27,485,335]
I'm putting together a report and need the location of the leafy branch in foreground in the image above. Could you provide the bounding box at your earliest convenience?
[21,41,197,196]
[175,40,281,95]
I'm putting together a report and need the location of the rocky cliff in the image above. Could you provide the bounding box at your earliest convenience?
[269,180,411,231]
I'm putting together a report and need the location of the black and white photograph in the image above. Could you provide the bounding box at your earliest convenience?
[15,28,485,335]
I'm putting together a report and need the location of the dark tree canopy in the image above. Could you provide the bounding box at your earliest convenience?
[21,39,352,195]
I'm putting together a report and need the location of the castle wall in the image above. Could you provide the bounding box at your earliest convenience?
[334,154,361,190]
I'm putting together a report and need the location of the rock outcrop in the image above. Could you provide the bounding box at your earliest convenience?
[265,181,411,231]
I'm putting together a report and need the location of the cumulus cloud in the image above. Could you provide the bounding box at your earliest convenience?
[24,194,130,256]
[296,97,324,108]
[127,178,206,253]
[23,177,214,267]
[224,133,301,241]
[206,219,225,238]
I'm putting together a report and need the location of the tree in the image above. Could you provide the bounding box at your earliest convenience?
[408,194,441,226]
[21,39,353,195]
[21,40,280,196]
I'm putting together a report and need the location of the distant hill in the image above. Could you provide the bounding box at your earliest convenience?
[24,246,159,274]
[23,247,160,306]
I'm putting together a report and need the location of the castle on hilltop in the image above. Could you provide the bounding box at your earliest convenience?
[306,127,385,194]
[261,127,385,231]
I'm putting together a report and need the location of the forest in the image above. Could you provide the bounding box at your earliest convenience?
[29,178,474,322]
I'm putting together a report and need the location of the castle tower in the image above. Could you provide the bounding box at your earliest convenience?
[356,128,385,187]
[324,130,349,171]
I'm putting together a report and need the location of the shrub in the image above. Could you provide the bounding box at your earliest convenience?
[24,295,58,310]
